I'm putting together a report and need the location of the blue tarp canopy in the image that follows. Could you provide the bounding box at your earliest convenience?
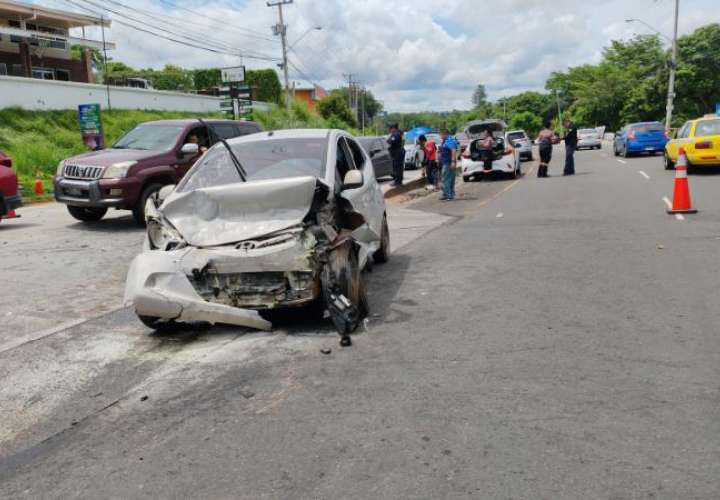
[404,126,432,142]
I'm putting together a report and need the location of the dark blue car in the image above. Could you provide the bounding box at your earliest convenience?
[613,122,668,157]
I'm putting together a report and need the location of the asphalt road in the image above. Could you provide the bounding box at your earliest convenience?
[2,146,720,499]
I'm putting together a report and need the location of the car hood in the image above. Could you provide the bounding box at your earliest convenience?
[65,148,165,167]
[160,176,322,247]
[465,120,507,139]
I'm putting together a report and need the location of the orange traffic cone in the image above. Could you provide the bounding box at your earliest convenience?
[667,147,697,214]
[34,174,44,195]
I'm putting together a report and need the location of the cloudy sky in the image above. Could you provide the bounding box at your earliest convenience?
[39,0,720,112]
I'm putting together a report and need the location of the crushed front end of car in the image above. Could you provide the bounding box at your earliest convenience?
[124,175,367,339]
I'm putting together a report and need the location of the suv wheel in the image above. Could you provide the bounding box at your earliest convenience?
[67,205,107,222]
[132,183,164,227]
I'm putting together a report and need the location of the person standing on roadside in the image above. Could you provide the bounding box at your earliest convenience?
[563,118,578,176]
[418,134,438,190]
[387,124,405,186]
[439,129,459,201]
[536,122,555,178]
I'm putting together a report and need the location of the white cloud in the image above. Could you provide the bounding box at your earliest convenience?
[38,0,720,112]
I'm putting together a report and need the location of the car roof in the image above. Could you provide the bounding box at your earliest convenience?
[226,128,337,145]
[507,130,527,134]
[141,119,258,126]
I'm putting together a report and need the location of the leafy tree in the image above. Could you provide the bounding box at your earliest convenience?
[674,23,720,122]
[192,68,222,91]
[472,84,487,107]
[317,91,356,127]
[246,69,282,104]
[333,86,383,125]
[509,111,542,136]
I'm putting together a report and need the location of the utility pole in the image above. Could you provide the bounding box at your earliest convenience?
[100,15,111,112]
[343,73,356,110]
[360,86,365,134]
[267,0,292,110]
[665,0,680,133]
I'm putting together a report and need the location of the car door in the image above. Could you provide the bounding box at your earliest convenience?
[372,139,392,178]
[666,121,690,161]
[336,136,384,248]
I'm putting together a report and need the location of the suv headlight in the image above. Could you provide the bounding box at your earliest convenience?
[102,160,137,179]
[56,160,66,177]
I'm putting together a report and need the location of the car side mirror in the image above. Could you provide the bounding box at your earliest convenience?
[157,184,176,204]
[180,143,199,156]
[342,169,363,190]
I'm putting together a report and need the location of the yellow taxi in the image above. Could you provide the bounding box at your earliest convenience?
[665,114,720,171]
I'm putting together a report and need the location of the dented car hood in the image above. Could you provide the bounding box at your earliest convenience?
[161,176,321,247]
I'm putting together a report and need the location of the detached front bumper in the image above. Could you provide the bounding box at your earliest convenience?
[124,250,273,331]
[54,176,141,208]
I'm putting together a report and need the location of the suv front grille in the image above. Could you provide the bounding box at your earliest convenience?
[63,164,104,180]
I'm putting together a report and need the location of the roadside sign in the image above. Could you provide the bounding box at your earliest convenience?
[221,66,245,84]
[78,103,104,150]
[219,99,234,109]
[237,99,252,106]
[235,91,251,99]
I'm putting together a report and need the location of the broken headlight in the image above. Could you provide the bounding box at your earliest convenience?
[147,218,185,251]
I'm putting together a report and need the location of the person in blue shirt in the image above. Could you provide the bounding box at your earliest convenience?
[439,129,459,201]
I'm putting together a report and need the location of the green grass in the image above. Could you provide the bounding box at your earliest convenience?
[0,108,222,197]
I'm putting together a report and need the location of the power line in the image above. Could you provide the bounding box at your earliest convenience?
[159,0,273,40]
[101,0,279,50]
[71,0,279,61]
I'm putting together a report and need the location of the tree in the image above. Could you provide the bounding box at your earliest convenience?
[192,68,222,91]
[246,69,282,104]
[674,23,720,122]
[317,91,356,127]
[509,111,542,136]
[472,84,487,107]
[333,86,383,125]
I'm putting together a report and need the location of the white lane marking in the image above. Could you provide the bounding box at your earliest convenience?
[638,170,650,179]
[496,212,504,218]
[617,159,627,164]
[675,214,685,221]
[662,196,672,209]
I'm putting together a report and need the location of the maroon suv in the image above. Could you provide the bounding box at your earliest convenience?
[0,150,22,222]
[54,119,262,225]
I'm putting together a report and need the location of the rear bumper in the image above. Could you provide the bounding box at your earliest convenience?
[461,157,516,175]
[577,140,601,148]
[627,141,666,152]
[0,192,22,216]
[54,176,141,208]
[686,154,720,166]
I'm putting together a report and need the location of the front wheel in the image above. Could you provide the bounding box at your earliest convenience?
[373,215,390,264]
[67,205,107,222]
[138,315,177,332]
[132,183,164,227]
[664,154,675,170]
[622,145,630,158]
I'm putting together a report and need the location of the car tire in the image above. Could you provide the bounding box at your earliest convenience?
[373,214,390,264]
[622,145,630,158]
[138,315,177,332]
[664,154,675,170]
[613,144,619,156]
[414,155,422,170]
[463,175,471,182]
[132,183,164,227]
[66,205,107,222]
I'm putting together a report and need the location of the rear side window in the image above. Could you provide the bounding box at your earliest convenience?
[237,123,261,136]
[695,119,720,137]
[213,124,239,140]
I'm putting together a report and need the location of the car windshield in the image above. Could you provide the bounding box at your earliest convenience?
[631,123,664,133]
[113,124,185,151]
[178,138,327,192]
[507,132,526,141]
[695,119,720,136]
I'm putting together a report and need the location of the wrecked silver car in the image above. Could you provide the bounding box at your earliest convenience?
[124,129,390,339]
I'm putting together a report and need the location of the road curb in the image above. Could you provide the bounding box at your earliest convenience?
[383,177,426,199]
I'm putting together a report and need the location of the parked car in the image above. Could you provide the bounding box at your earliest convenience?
[403,137,424,170]
[0,151,22,222]
[357,136,393,179]
[460,120,520,180]
[54,119,262,226]
[125,129,390,336]
[455,131,470,154]
[664,114,720,171]
[506,130,533,161]
[577,128,602,150]
[613,122,668,157]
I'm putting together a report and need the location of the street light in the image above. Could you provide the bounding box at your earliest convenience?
[625,0,680,133]
[289,26,322,51]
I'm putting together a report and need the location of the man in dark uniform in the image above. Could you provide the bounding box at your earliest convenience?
[563,119,578,176]
[386,124,404,186]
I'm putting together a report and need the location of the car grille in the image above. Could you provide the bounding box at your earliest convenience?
[63,164,104,180]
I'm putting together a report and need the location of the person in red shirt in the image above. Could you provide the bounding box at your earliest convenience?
[418,134,438,190]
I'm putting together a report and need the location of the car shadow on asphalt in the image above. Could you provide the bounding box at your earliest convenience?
[66,216,143,234]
